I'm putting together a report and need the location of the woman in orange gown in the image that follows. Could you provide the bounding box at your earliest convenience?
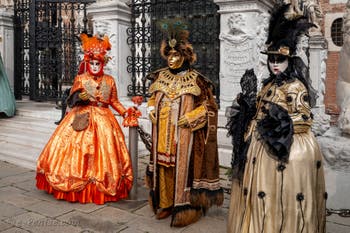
[36,33,133,204]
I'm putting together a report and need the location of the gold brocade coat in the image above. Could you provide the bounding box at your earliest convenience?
[146,68,223,214]
[227,78,326,233]
[36,73,133,203]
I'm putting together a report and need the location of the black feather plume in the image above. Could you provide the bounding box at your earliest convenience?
[265,4,316,56]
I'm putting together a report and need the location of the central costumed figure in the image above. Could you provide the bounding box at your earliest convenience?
[145,20,223,227]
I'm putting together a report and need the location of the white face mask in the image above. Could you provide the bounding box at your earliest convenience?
[89,60,102,75]
[268,59,289,75]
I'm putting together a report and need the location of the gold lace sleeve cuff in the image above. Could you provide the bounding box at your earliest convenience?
[185,104,207,132]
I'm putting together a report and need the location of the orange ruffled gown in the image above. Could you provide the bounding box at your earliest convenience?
[36,73,133,204]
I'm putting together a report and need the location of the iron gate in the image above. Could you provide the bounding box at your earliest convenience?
[14,0,95,101]
[127,0,220,103]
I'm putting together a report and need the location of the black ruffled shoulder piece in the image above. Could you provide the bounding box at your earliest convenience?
[257,102,293,162]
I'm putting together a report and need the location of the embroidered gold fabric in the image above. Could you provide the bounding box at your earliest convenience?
[158,166,175,208]
[255,79,312,134]
[185,104,207,132]
[149,69,201,99]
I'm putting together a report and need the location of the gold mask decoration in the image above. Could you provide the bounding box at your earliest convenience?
[167,49,184,69]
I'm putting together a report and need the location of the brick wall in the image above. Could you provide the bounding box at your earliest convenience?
[325,52,340,116]
[320,0,347,123]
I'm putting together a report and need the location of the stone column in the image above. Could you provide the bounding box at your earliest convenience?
[87,0,132,99]
[0,7,14,90]
[213,0,274,167]
[309,35,331,135]
[214,0,274,110]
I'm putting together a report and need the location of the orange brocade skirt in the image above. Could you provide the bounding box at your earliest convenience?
[36,105,133,205]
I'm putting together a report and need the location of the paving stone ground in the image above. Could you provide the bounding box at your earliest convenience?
[1,160,350,233]
[0,160,230,233]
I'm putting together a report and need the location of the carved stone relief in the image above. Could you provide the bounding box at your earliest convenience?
[256,12,270,85]
[93,20,114,76]
[219,13,256,107]
[284,0,323,35]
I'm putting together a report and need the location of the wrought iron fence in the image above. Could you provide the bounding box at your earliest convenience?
[14,0,95,101]
[127,0,220,103]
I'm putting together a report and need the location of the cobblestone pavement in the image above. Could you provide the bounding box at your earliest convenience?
[1,157,350,233]
[0,158,230,233]
[0,156,350,233]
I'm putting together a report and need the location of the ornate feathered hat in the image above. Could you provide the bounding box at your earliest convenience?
[158,18,197,65]
[263,4,315,57]
[80,33,111,64]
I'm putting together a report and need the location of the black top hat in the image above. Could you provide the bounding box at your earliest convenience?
[262,4,315,57]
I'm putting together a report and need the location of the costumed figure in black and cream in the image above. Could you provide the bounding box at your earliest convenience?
[227,4,326,233]
[145,19,223,227]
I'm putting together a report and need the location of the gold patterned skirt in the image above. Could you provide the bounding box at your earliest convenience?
[36,105,133,204]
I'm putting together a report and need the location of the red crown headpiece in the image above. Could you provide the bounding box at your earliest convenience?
[80,33,111,64]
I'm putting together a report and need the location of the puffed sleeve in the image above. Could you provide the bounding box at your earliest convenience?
[285,80,313,133]
[183,77,217,132]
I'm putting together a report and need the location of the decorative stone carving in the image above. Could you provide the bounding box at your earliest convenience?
[284,0,323,35]
[219,13,256,108]
[318,127,350,171]
[309,34,330,135]
[215,0,273,109]
[220,14,254,43]
[88,0,132,98]
[256,12,270,85]
[337,0,350,135]
[318,126,350,211]
[93,20,114,75]
[214,0,274,167]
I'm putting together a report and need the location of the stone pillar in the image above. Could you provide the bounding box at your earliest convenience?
[213,0,273,167]
[309,35,331,135]
[87,0,131,99]
[214,0,273,110]
[0,7,14,90]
